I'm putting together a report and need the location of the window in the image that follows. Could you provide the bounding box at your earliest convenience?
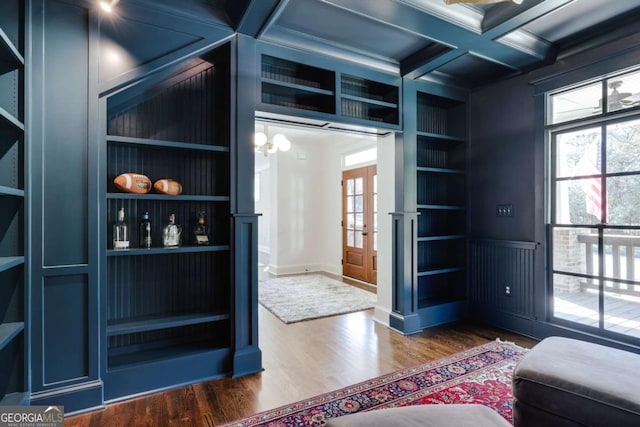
[344,147,377,168]
[548,67,640,341]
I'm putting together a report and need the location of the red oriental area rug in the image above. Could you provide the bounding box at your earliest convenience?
[221,340,527,427]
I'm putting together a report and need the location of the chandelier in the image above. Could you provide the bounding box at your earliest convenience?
[254,125,291,156]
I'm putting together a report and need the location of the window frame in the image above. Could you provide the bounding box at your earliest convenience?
[546,67,640,342]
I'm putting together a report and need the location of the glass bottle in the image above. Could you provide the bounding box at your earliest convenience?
[193,211,210,246]
[162,213,182,248]
[139,211,152,249]
[113,207,129,250]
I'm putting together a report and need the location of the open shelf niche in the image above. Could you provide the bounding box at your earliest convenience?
[340,74,399,124]
[261,54,335,114]
[102,42,232,399]
[415,91,467,311]
[0,0,27,406]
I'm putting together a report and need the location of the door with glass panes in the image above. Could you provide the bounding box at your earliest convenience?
[342,166,377,284]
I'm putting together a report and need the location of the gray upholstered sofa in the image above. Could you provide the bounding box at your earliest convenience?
[512,336,640,427]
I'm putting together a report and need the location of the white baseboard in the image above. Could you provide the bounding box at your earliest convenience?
[267,262,343,276]
[267,263,324,276]
[373,305,391,327]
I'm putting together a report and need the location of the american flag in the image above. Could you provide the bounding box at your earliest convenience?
[576,141,602,221]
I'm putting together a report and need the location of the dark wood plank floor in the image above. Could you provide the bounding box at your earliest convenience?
[66,296,537,426]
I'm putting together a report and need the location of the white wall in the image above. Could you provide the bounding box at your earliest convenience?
[374,133,395,326]
[272,140,326,274]
[255,154,271,255]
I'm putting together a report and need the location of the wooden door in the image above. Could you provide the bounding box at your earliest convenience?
[342,165,377,284]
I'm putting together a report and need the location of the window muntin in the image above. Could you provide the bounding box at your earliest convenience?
[606,70,640,113]
[550,82,602,124]
[550,69,640,125]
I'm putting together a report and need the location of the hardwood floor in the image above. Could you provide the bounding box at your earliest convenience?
[66,300,537,426]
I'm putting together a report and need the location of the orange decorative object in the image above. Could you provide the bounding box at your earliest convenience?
[153,179,183,195]
[113,173,152,194]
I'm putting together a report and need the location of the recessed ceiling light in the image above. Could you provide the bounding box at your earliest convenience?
[99,0,120,13]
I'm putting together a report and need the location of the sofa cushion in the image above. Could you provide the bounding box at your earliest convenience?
[513,336,640,427]
[325,404,511,427]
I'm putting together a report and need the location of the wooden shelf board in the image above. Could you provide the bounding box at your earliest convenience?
[106,135,229,152]
[0,391,29,406]
[107,245,229,256]
[106,193,229,202]
[417,235,466,242]
[418,297,466,309]
[108,343,230,371]
[0,105,24,132]
[0,27,24,68]
[417,204,465,211]
[107,312,230,336]
[341,94,397,109]
[0,256,24,273]
[0,185,24,197]
[0,322,24,351]
[417,167,464,174]
[417,131,464,142]
[262,78,335,96]
[417,267,465,277]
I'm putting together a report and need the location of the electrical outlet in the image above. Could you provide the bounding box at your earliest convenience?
[496,204,514,217]
[504,284,512,296]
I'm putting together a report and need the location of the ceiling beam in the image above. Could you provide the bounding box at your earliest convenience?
[320,0,554,78]
[401,48,465,80]
[482,0,575,36]
[235,0,289,38]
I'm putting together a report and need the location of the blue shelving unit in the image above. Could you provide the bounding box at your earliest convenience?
[0,0,27,405]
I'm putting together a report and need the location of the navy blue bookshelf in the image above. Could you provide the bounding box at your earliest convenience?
[0,0,26,406]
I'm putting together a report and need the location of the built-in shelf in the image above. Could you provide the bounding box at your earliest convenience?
[261,54,336,114]
[0,322,24,351]
[102,42,240,399]
[340,74,399,125]
[417,235,466,242]
[341,93,397,109]
[107,312,229,336]
[0,105,24,133]
[417,267,465,277]
[417,204,465,210]
[0,6,27,405]
[107,245,229,256]
[0,27,24,69]
[414,88,467,330]
[0,185,24,197]
[107,193,230,202]
[108,345,230,371]
[418,296,465,309]
[417,131,464,142]
[0,256,24,273]
[261,77,334,96]
[106,135,229,152]
[417,167,464,174]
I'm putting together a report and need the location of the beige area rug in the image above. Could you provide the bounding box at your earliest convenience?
[258,274,376,323]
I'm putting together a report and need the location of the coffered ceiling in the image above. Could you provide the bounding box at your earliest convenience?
[234,0,640,88]
[134,0,640,88]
